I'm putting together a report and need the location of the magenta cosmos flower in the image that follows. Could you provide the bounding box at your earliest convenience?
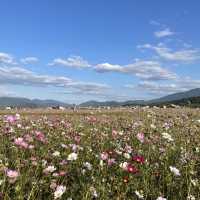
[127,164,139,174]
[132,155,145,164]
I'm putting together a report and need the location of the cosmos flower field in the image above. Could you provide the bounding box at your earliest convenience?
[0,107,200,200]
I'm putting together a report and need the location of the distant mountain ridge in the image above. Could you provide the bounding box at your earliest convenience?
[79,100,145,107]
[79,88,200,107]
[149,88,200,103]
[0,97,71,108]
[150,96,200,107]
[0,88,200,108]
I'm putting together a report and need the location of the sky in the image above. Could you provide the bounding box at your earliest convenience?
[0,0,200,103]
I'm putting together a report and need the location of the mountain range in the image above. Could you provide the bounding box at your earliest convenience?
[79,88,200,107]
[0,97,71,108]
[0,88,200,108]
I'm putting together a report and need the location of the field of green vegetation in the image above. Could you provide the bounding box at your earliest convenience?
[0,108,200,199]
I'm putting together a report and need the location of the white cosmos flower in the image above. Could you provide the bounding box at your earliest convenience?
[54,185,66,199]
[90,186,98,198]
[187,195,196,200]
[161,132,174,142]
[119,162,128,170]
[150,124,156,129]
[83,162,92,170]
[52,151,60,157]
[156,197,167,200]
[67,153,78,161]
[135,190,144,199]
[123,153,131,159]
[43,165,56,173]
[169,166,181,176]
[191,179,198,186]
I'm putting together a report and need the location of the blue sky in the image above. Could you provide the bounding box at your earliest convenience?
[0,0,200,103]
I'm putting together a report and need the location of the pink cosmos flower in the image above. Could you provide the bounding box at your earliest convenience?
[6,115,16,123]
[125,145,133,153]
[87,116,97,123]
[112,130,118,138]
[28,145,35,149]
[14,137,28,149]
[136,132,145,143]
[74,135,81,143]
[6,169,19,183]
[35,131,47,143]
[6,170,19,178]
[24,134,33,142]
[107,158,116,166]
[59,171,66,176]
[100,152,109,160]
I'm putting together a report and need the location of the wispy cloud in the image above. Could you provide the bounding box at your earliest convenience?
[149,20,161,26]
[154,28,175,38]
[20,57,39,64]
[49,56,91,68]
[126,77,200,95]
[138,43,200,63]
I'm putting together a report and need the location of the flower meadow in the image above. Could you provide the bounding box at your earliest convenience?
[0,108,200,200]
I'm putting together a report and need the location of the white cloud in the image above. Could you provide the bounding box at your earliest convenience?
[20,57,39,64]
[95,60,176,81]
[67,82,110,92]
[127,77,200,95]
[0,66,109,94]
[129,81,184,95]
[0,85,14,97]
[138,44,200,62]
[95,63,123,73]
[49,56,91,68]
[0,52,15,64]
[154,28,175,38]
[149,20,161,26]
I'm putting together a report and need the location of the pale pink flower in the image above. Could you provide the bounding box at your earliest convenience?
[28,145,35,149]
[74,135,81,143]
[6,170,19,179]
[6,115,16,123]
[6,169,19,183]
[35,131,46,143]
[107,158,116,166]
[100,152,109,160]
[136,132,145,143]
[43,165,57,174]
[14,137,28,149]
[24,134,33,142]
[54,185,66,199]
[112,130,118,138]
